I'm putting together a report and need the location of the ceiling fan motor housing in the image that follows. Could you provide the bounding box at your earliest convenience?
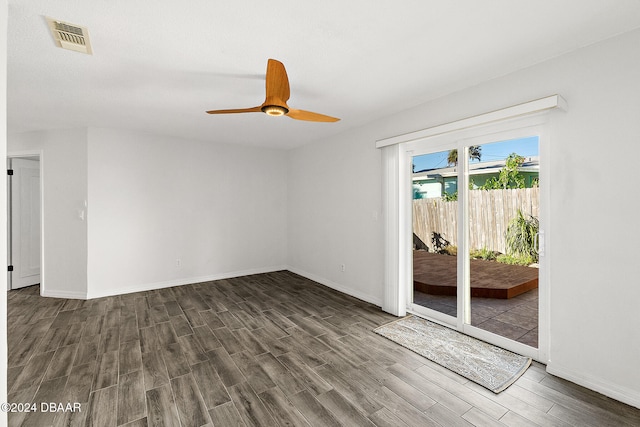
[261,105,289,116]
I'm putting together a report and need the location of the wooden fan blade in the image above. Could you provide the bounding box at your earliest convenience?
[287,109,340,122]
[264,59,290,105]
[206,106,262,114]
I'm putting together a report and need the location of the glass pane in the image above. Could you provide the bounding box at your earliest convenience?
[412,150,458,318]
[467,137,539,347]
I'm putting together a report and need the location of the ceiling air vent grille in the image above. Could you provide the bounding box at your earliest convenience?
[46,17,93,55]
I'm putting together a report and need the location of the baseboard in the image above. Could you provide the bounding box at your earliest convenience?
[546,362,640,409]
[40,289,88,300]
[286,266,383,307]
[86,265,288,299]
[46,265,383,308]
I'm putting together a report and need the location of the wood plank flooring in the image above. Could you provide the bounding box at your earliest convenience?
[6,271,640,426]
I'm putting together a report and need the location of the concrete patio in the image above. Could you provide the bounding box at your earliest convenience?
[413,289,538,347]
[413,251,539,347]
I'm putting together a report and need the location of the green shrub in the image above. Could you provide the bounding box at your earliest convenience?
[505,209,539,262]
[496,254,534,266]
[441,191,457,202]
[481,153,526,190]
[470,248,498,261]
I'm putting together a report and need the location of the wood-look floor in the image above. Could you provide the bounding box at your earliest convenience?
[6,271,640,427]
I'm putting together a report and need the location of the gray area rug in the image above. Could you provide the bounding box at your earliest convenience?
[374,315,531,393]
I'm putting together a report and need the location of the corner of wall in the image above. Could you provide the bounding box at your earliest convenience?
[546,362,640,409]
[86,265,288,299]
[1,0,10,416]
[8,128,90,299]
[287,266,383,308]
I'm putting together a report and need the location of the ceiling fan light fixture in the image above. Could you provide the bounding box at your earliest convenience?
[207,59,339,122]
[261,105,288,116]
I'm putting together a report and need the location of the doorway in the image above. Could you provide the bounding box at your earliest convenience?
[7,155,42,290]
[407,127,546,360]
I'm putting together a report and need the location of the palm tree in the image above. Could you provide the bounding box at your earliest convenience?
[447,146,482,166]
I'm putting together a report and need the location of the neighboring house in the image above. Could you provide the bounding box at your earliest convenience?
[413,157,539,199]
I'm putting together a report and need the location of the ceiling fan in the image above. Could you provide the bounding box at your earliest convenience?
[206,59,340,122]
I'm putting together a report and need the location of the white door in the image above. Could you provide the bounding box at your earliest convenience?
[9,158,41,289]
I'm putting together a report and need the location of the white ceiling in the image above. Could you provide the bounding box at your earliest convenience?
[8,1,640,149]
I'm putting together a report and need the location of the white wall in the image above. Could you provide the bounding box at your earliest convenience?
[1,0,8,418]
[86,128,287,297]
[287,127,384,305]
[7,127,288,299]
[287,29,640,406]
[8,128,89,298]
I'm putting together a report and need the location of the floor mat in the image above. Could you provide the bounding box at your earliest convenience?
[374,315,531,393]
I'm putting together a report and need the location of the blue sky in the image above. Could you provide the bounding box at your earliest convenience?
[413,136,539,172]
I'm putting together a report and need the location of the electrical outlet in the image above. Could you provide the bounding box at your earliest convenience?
[176,259,182,268]
[340,264,346,272]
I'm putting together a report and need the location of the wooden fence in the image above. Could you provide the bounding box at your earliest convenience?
[413,188,539,254]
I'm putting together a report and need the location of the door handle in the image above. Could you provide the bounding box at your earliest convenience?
[536,230,545,257]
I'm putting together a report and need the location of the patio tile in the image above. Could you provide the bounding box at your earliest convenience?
[468,304,508,319]
[518,328,538,347]
[493,311,538,331]
[506,303,538,318]
[470,312,489,326]
[475,318,529,342]
[413,289,539,347]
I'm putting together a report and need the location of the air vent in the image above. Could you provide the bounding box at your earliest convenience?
[45,17,92,55]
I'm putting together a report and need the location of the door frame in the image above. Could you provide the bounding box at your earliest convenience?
[7,150,45,294]
[379,95,565,363]
[400,114,551,362]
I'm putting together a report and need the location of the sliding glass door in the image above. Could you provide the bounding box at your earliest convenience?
[407,128,544,359]
[410,148,459,324]
[467,137,540,349]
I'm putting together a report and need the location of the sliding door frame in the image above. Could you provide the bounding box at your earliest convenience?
[399,114,551,362]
